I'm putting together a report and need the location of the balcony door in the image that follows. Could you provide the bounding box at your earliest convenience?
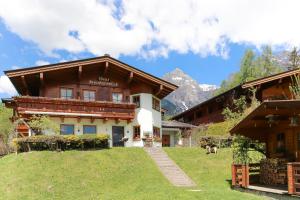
[112,126,124,147]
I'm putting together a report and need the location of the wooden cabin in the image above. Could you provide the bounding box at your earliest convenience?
[230,100,300,196]
[2,55,179,147]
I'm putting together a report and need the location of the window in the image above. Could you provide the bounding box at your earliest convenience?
[276,133,285,152]
[83,90,95,101]
[185,115,194,122]
[112,93,123,103]
[132,95,140,108]
[83,125,97,134]
[133,126,140,140]
[196,111,203,118]
[60,88,73,99]
[60,124,74,135]
[208,106,213,114]
[152,97,160,111]
[153,126,160,138]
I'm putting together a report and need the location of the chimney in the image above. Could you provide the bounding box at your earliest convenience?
[104,53,110,57]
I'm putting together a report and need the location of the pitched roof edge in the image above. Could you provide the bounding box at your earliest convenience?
[171,85,242,119]
[5,55,178,90]
[242,68,300,88]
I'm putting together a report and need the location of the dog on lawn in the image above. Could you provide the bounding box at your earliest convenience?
[206,145,218,154]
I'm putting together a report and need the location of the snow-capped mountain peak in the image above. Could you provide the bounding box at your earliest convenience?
[161,68,219,115]
[199,84,219,92]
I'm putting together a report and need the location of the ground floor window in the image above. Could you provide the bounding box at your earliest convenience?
[60,124,74,135]
[83,125,97,134]
[153,126,160,138]
[133,126,140,140]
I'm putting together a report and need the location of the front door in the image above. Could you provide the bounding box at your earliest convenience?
[162,135,170,147]
[112,126,124,147]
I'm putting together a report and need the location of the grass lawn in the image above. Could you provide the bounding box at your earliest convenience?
[0,148,265,200]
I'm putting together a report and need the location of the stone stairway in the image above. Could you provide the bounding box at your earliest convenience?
[144,147,196,187]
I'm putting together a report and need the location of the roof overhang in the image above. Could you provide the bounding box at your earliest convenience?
[4,55,178,98]
[162,120,197,129]
[242,69,300,89]
[230,100,300,139]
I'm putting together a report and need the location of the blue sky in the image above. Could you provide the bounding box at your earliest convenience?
[0,20,246,98]
[0,0,299,98]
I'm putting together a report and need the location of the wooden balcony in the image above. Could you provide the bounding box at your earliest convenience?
[14,96,136,120]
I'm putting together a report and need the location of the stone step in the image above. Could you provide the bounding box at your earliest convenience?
[144,147,196,187]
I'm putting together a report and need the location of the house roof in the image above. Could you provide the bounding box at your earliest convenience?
[230,100,300,135]
[162,120,197,129]
[5,55,178,98]
[171,85,242,120]
[242,68,300,88]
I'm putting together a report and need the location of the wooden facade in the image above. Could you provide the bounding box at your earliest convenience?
[4,55,177,121]
[230,100,300,196]
[231,100,300,161]
[172,68,298,126]
[172,85,248,125]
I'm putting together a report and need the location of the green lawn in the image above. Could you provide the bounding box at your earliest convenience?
[0,148,264,200]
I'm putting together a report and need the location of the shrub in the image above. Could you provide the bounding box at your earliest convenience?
[232,135,266,164]
[12,134,109,152]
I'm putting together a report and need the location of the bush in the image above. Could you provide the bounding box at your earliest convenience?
[12,134,109,152]
[197,136,233,148]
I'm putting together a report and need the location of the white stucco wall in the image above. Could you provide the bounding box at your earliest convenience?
[162,128,180,147]
[50,117,134,147]
[38,93,162,148]
[131,93,162,147]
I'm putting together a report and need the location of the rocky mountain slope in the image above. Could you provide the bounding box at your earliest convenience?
[162,68,218,116]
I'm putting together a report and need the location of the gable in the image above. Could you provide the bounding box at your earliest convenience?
[5,55,177,99]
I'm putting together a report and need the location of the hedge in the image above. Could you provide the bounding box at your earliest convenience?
[12,134,109,152]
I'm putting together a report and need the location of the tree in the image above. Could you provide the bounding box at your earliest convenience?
[240,49,256,82]
[215,46,283,95]
[0,103,13,143]
[288,47,300,70]
[289,74,300,99]
[28,115,59,135]
[255,46,282,77]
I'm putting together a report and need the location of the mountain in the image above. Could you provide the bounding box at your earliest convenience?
[162,68,218,116]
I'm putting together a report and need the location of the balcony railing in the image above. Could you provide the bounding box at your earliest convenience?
[14,96,136,120]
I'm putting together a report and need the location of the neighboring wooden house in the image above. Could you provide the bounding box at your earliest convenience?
[172,68,300,126]
[228,69,300,196]
[2,55,178,147]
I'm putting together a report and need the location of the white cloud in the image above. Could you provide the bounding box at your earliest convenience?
[35,60,50,66]
[0,0,300,58]
[11,66,20,70]
[0,75,17,96]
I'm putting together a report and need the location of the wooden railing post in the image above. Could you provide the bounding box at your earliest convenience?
[288,162,300,195]
[231,164,249,188]
[242,164,249,188]
[232,164,236,186]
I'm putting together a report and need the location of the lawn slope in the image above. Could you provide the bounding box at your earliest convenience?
[0,148,264,200]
